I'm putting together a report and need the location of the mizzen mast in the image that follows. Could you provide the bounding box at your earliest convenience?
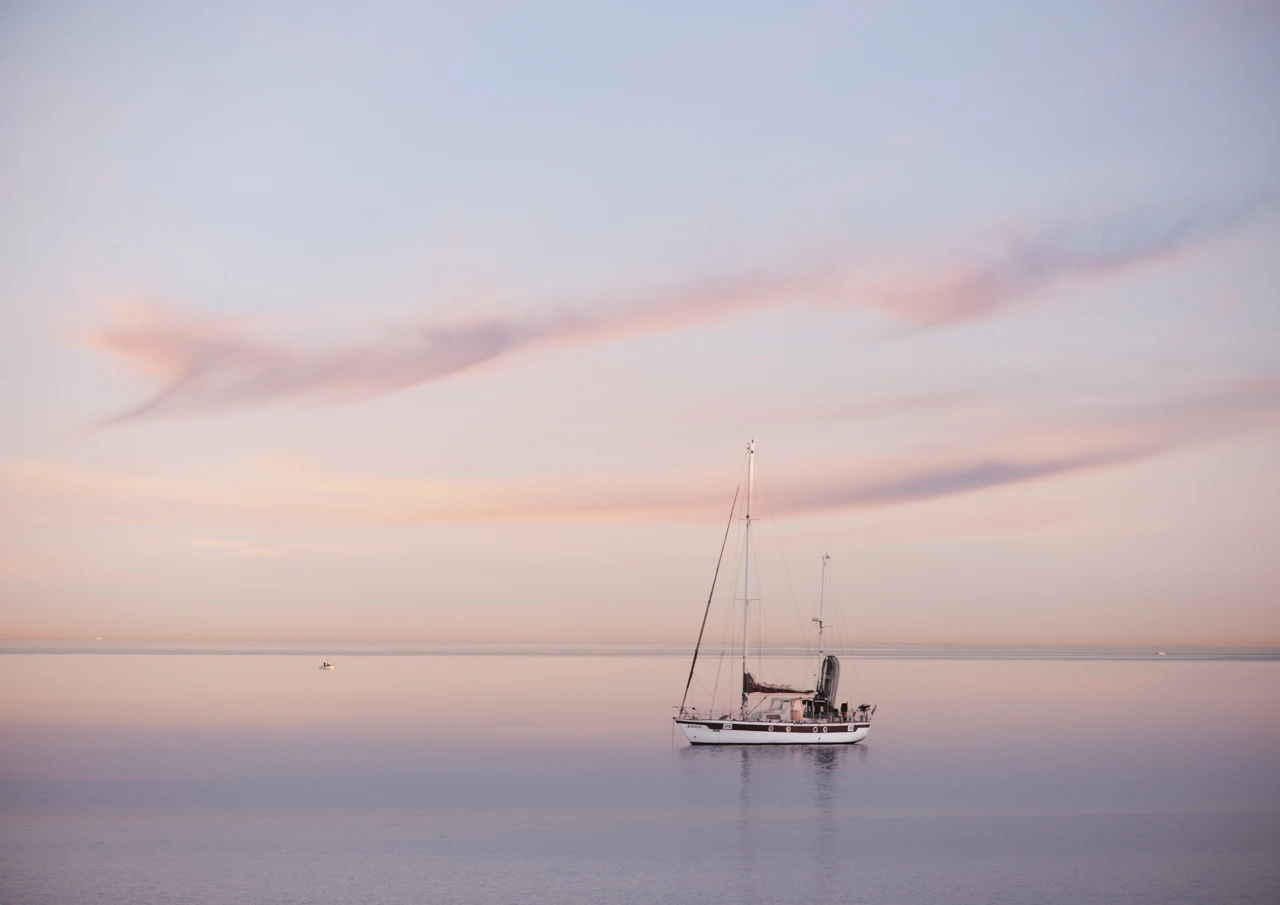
[814,552,830,667]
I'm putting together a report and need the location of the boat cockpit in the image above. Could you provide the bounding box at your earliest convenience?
[742,695,870,723]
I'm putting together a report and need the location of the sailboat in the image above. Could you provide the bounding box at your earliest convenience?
[674,441,875,745]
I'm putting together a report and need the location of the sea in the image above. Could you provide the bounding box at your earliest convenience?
[1,642,1278,904]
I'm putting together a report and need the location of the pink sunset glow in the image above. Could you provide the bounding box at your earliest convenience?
[1,1,1277,648]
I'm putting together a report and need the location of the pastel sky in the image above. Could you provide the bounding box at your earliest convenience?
[1,0,1277,644]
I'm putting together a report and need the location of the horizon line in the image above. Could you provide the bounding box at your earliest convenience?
[4,636,1278,650]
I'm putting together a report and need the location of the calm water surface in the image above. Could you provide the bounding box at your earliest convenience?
[2,646,1278,904]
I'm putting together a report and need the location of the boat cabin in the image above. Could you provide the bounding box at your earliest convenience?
[756,696,805,721]
[750,695,854,723]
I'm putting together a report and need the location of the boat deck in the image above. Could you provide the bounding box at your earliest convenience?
[674,716,871,745]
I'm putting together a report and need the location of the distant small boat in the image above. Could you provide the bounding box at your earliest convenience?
[1157,650,1167,657]
[319,661,335,670]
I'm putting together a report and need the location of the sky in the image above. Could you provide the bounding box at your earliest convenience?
[0,0,1277,644]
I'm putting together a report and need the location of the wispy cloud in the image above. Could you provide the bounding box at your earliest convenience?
[88,193,1276,423]
[180,537,354,556]
[6,376,1276,526]
[856,191,1277,326]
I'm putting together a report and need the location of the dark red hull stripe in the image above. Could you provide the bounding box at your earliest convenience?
[676,721,870,733]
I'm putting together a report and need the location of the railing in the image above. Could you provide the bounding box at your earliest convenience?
[677,707,874,724]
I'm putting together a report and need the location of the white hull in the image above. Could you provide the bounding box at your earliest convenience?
[677,719,869,746]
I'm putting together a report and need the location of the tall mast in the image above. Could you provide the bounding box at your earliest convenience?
[741,440,755,719]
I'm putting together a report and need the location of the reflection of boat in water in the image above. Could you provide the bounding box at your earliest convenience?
[674,441,875,746]
[319,661,335,670]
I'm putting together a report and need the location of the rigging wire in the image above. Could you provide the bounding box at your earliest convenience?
[761,479,811,660]
[825,562,865,701]
[759,475,818,692]
[684,451,747,716]
[678,481,741,714]
[700,518,744,715]
[710,650,725,717]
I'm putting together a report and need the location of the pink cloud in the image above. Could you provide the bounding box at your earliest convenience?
[86,194,1277,424]
[6,376,1276,527]
[180,537,354,556]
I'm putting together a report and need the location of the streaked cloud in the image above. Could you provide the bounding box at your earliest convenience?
[6,375,1275,526]
[180,537,354,556]
[89,193,1276,423]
